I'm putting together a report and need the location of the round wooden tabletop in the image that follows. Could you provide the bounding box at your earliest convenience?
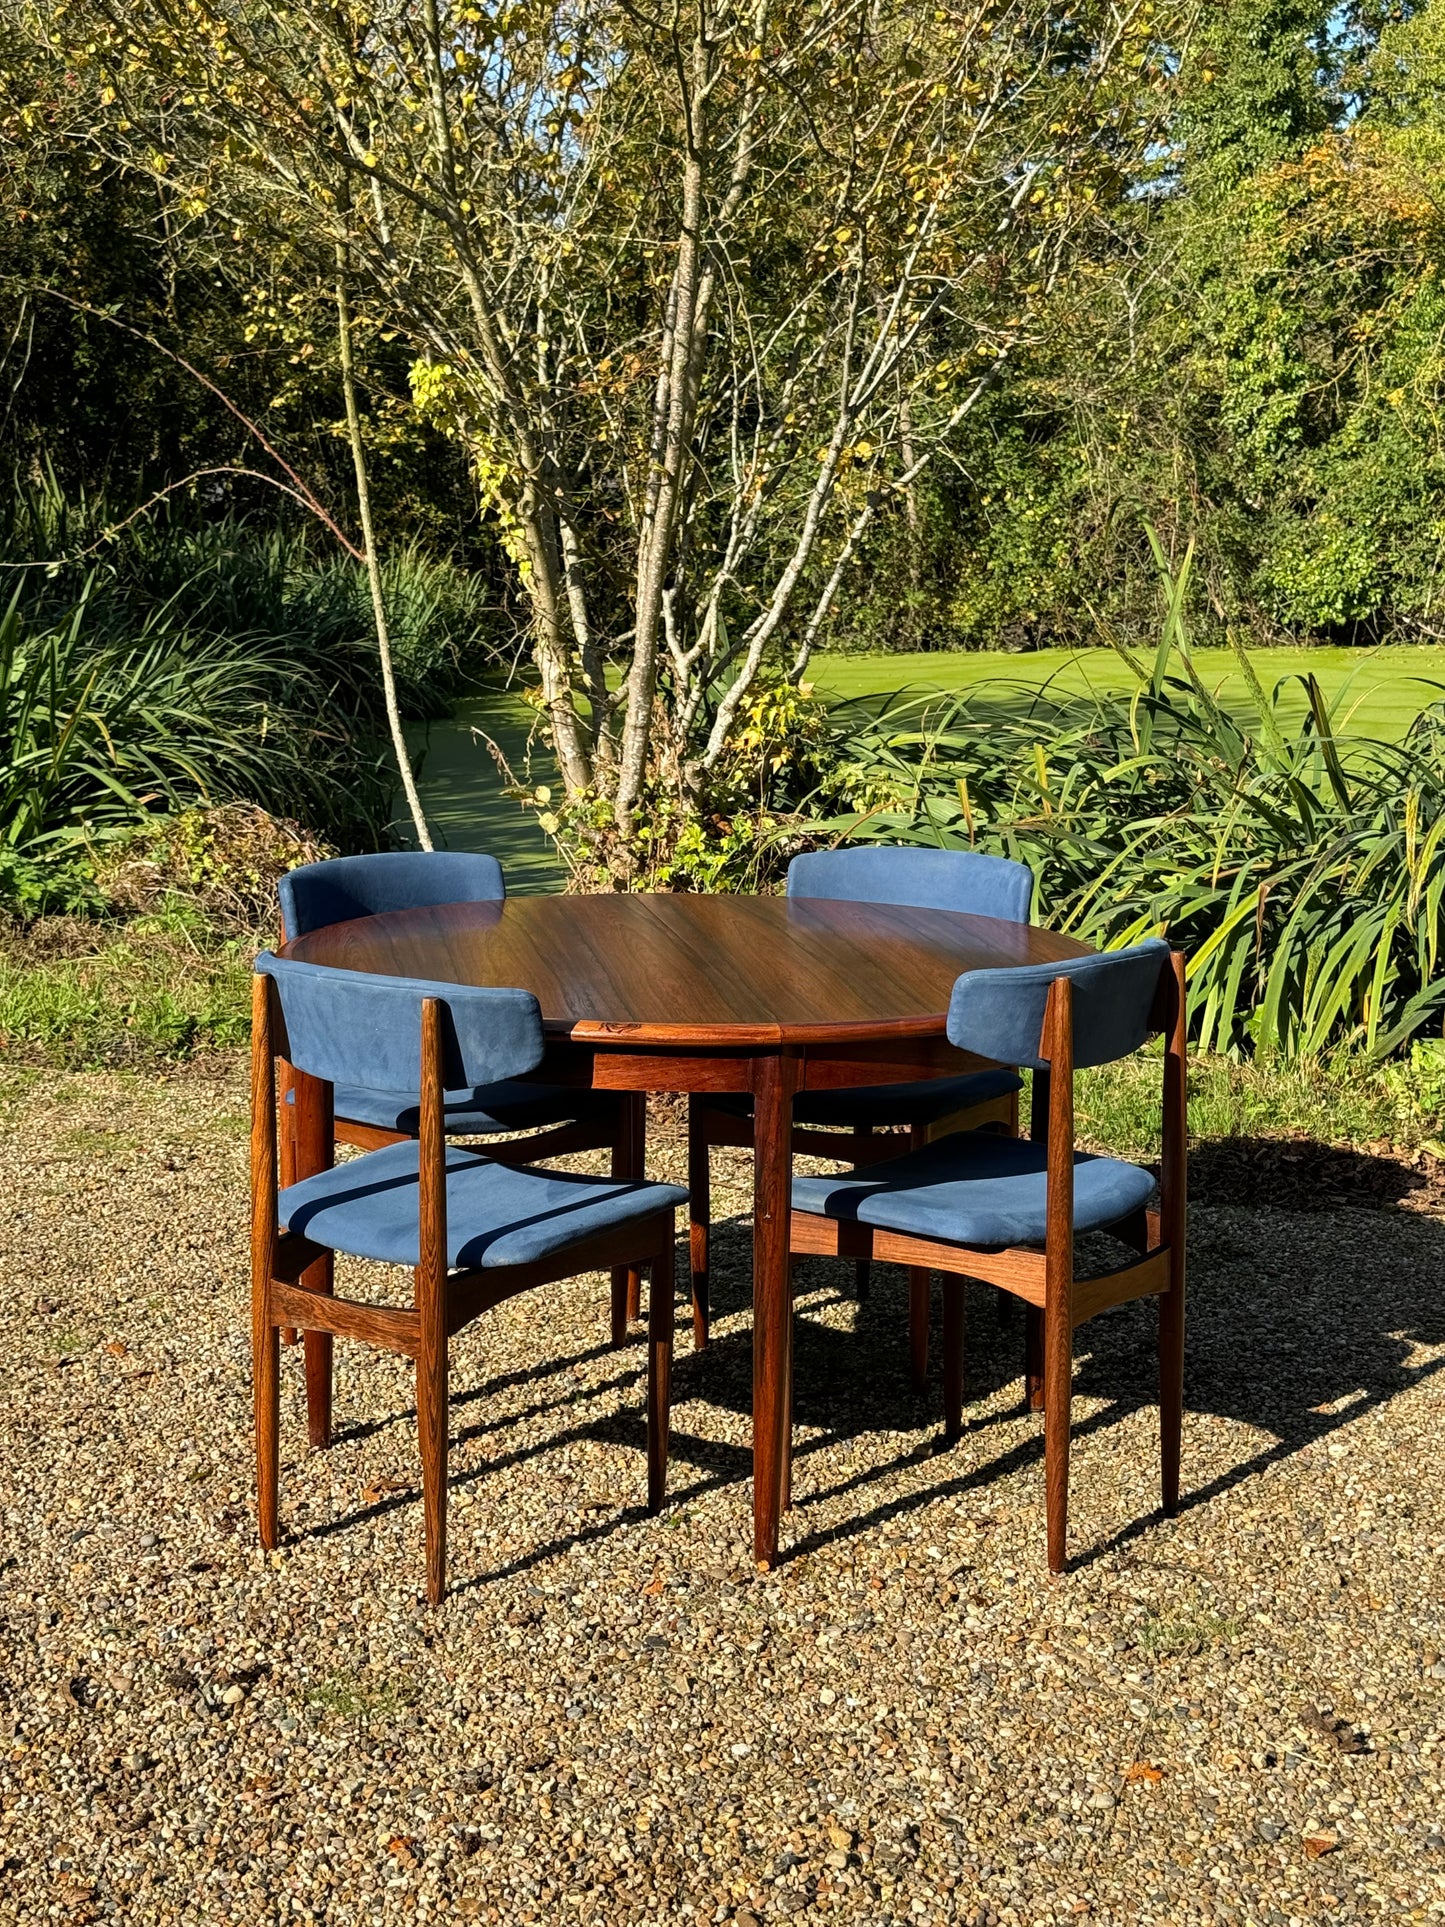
[280,893,1092,1046]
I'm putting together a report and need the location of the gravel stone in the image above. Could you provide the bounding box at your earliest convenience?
[1,1070,1443,1925]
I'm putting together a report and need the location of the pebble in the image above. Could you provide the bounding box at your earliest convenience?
[2,1070,1443,1926]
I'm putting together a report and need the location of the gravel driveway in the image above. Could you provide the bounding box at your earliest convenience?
[2,1069,1443,1926]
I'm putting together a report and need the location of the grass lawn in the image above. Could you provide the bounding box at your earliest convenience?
[812,642,1445,740]
[405,645,1445,889]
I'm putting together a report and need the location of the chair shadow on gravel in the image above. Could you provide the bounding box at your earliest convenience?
[689,1134,1445,1569]
[292,1330,755,1590]
[289,1136,1445,1583]
[327,1335,624,1448]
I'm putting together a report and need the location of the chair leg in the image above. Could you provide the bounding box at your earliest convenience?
[627,1097,646,1324]
[908,1269,931,1393]
[1159,1265,1185,1517]
[1024,1304,1045,1411]
[253,1293,280,1552]
[1044,1301,1072,1574]
[647,1228,675,1514]
[687,1097,711,1350]
[416,1304,450,1607]
[278,1064,299,1349]
[853,1126,872,1300]
[611,1094,645,1344]
[304,1332,333,1450]
[941,1278,965,1444]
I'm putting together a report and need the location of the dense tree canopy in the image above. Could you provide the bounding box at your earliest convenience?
[3,0,1445,842]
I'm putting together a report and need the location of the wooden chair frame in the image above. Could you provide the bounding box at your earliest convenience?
[279,901,644,1364]
[787,951,1187,1572]
[252,976,676,1604]
[687,1086,1018,1368]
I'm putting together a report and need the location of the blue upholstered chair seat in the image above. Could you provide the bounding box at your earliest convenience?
[280,1139,686,1270]
[710,1066,1022,1132]
[287,1078,615,1137]
[792,1128,1155,1249]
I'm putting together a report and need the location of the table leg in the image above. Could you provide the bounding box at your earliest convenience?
[752,1050,797,1568]
[290,1068,335,1448]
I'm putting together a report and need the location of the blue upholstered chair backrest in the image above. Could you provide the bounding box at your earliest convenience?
[947,939,1172,1071]
[255,953,545,1091]
[278,851,505,940]
[787,847,1033,924]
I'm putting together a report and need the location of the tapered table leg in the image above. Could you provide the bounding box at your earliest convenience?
[752,1050,797,1569]
[291,1068,335,1448]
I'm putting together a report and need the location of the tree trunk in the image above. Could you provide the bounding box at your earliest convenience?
[335,225,433,851]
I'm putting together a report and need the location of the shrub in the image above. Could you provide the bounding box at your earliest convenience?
[807,550,1445,1059]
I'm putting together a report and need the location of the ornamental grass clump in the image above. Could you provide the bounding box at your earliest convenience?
[813,548,1445,1060]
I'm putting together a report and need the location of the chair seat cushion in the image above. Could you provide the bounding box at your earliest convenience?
[792,1129,1154,1250]
[709,1066,1022,1130]
[288,1079,617,1137]
[280,1140,686,1270]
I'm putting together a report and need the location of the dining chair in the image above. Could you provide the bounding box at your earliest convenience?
[251,953,685,1603]
[789,939,1186,1572]
[278,851,645,1348]
[687,847,1034,1371]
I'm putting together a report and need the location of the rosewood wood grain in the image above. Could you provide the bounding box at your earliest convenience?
[906,1124,932,1393]
[251,973,280,1552]
[1043,977,1077,1574]
[623,1094,647,1329]
[752,1050,798,1568]
[648,1225,675,1513]
[1159,950,1188,1516]
[942,1278,965,1444]
[1025,1065,1050,1414]
[1069,1253,1169,1326]
[687,1096,712,1350]
[788,1211,1048,1302]
[270,1284,422,1357]
[416,999,450,1605]
[282,894,1090,1046]
[289,1068,335,1446]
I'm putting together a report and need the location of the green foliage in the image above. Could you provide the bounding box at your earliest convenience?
[0,478,509,874]
[0,564,382,858]
[529,677,837,891]
[809,547,1445,1059]
[0,923,251,1067]
[1076,1045,1445,1164]
[1,478,497,714]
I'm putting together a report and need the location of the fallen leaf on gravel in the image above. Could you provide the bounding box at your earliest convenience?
[1303,1832,1339,1859]
[1301,1707,1367,1753]
[1124,1761,1164,1784]
[362,1478,411,1505]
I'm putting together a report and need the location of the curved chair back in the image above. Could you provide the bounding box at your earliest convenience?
[787,846,1033,924]
[947,939,1172,1070]
[255,953,545,1092]
[278,851,505,940]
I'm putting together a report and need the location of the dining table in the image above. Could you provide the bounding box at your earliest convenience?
[280,890,1092,1568]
